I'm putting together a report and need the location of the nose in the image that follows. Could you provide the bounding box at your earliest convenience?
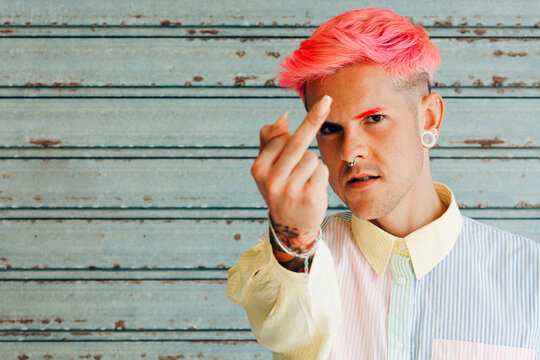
[339,129,368,165]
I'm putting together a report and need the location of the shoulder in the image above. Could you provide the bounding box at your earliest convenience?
[459,215,540,258]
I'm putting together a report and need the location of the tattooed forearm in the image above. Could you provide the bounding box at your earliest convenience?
[268,220,318,273]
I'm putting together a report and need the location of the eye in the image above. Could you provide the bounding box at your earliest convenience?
[367,114,385,123]
[320,122,342,135]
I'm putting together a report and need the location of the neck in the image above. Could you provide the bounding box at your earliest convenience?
[370,176,447,238]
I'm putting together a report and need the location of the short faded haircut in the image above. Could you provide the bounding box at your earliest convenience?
[278,7,441,102]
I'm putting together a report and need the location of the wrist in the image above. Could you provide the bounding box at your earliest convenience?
[268,214,318,254]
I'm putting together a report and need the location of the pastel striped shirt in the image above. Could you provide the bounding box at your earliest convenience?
[227,182,540,359]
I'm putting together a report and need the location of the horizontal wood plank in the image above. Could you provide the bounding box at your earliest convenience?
[0,98,537,148]
[0,218,537,271]
[0,280,246,331]
[1,208,538,220]
[1,38,538,87]
[0,342,267,359]
[0,329,256,341]
[2,86,538,98]
[1,26,539,38]
[0,159,537,209]
[1,0,539,27]
[0,148,539,160]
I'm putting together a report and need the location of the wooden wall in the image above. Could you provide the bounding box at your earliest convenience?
[0,1,538,358]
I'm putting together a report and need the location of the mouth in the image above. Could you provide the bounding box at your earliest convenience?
[346,174,381,189]
[347,175,380,183]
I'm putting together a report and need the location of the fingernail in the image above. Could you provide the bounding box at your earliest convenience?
[274,111,289,127]
[316,95,333,116]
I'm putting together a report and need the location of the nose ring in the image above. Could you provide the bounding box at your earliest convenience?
[346,158,356,167]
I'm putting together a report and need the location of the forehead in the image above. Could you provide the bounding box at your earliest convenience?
[304,62,405,112]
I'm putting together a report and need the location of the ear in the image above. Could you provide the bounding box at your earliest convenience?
[420,92,444,134]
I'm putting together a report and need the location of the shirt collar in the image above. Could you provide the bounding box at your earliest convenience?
[350,182,463,279]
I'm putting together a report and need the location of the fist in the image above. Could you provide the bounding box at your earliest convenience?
[251,95,333,239]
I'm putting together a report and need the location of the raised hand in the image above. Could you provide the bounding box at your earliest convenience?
[251,95,333,266]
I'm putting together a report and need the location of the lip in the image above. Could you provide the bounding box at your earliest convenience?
[346,173,379,183]
[346,173,380,189]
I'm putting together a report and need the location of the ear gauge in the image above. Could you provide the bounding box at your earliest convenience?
[421,129,438,148]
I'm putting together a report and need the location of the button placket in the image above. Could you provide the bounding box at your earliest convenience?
[387,254,415,360]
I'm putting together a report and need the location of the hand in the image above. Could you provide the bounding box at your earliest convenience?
[251,95,333,248]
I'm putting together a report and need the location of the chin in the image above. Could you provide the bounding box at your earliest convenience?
[348,203,387,221]
[341,190,398,221]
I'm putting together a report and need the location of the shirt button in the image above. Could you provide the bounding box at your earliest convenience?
[395,340,404,350]
[398,242,406,251]
[396,277,406,285]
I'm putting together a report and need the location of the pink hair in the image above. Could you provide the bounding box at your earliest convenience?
[278,7,441,100]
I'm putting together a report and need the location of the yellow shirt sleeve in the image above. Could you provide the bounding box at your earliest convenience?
[227,231,342,359]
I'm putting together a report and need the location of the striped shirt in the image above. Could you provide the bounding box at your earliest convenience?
[227,182,540,359]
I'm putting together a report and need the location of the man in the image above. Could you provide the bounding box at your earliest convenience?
[227,7,539,359]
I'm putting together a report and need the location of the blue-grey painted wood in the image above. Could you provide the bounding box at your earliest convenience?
[2,86,537,98]
[0,342,268,360]
[0,98,537,148]
[0,219,537,272]
[0,280,244,331]
[0,330,256,341]
[1,38,538,87]
[1,0,538,26]
[0,148,538,159]
[0,208,538,220]
[0,159,537,208]
[0,26,538,38]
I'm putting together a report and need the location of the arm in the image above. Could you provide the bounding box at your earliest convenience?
[227,95,341,358]
[227,229,341,359]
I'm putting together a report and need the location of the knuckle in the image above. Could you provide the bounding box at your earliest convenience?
[288,138,304,153]
[305,113,320,126]
[265,174,282,195]
[304,151,319,164]
[260,124,272,137]
[251,160,263,179]
[283,181,300,197]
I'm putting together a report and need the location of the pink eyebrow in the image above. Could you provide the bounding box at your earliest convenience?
[354,107,388,119]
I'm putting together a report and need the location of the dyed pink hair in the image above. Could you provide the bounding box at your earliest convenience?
[278,7,441,100]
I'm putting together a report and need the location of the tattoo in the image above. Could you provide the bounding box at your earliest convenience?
[271,223,317,253]
[268,220,317,273]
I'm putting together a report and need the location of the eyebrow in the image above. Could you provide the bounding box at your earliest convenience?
[354,107,388,119]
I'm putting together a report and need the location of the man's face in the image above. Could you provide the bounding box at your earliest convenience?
[305,62,430,220]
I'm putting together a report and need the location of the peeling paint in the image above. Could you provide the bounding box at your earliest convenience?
[491,76,508,87]
[493,50,527,57]
[515,201,538,208]
[265,51,280,58]
[433,20,453,26]
[234,75,258,86]
[235,51,246,58]
[461,136,506,147]
[30,139,62,147]
[115,320,126,330]
[472,79,485,87]
[200,29,219,35]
